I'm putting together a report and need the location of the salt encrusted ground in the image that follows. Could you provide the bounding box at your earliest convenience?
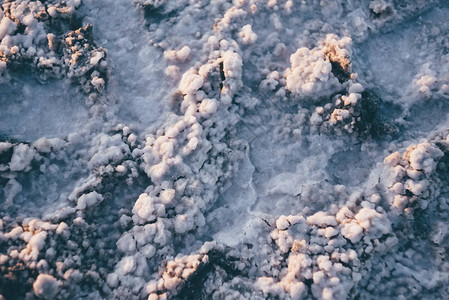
[1,0,449,299]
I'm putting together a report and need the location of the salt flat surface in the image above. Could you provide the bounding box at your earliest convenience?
[0,75,89,141]
[81,0,169,128]
[1,1,449,299]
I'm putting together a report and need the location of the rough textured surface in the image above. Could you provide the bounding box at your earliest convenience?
[1,0,449,299]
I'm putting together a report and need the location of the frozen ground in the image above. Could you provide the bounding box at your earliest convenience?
[1,0,449,299]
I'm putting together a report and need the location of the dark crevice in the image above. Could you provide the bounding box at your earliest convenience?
[330,60,351,83]
[178,249,244,299]
[354,89,399,140]
[143,3,179,26]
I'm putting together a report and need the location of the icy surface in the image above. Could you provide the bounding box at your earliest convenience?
[0,76,89,141]
[1,0,449,299]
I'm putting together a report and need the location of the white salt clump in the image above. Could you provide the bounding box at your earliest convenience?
[21,231,48,261]
[176,46,191,61]
[222,50,243,82]
[341,221,363,243]
[33,137,65,153]
[160,189,176,205]
[107,273,119,288]
[117,233,136,253]
[383,138,446,211]
[324,227,338,238]
[389,182,404,195]
[341,93,360,106]
[132,193,166,224]
[275,215,292,230]
[91,75,105,91]
[133,193,157,221]
[90,51,104,65]
[165,65,180,80]
[147,253,208,297]
[307,211,337,227]
[198,98,218,118]
[285,34,351,100]
[404,179,428,196]
[260,71,281,91]
[348,82,364,94]
[116,256,136,276]
[0,142,12,153]
[328,108,351,125]
[47,33,57,51]
[55,222,68,235]
[164,45,191,62]
[384,151,401,167]
[409,143,443,176]
[239,24,257,45]
[33,274,61,299]
[116,165,126,173]
[174,214,194,234]
[29,231,47,249]
[10,144,35,172]
[284,0,294,13]
[6,226,23,239]
[140,244,156,258]
[404,62,442,102]
[88,134,130,168]
[0,16,16,40]
[214,7,247,32]
[0,0,104,100]
[178,69,204,94]
[76,191,103,210]
[255,277,285,297]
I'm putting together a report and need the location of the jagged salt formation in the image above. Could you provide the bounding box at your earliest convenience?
[1,0,449,299]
